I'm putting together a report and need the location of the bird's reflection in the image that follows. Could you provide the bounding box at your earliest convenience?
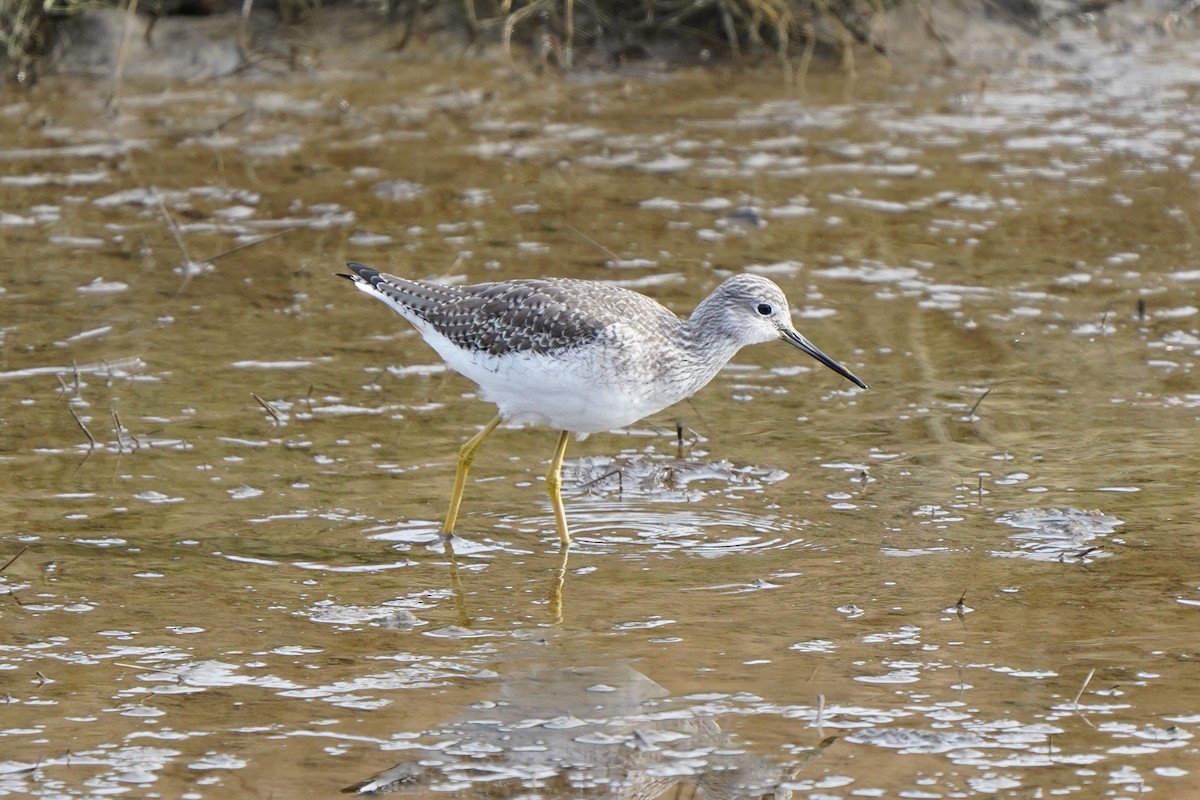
[442,537,570,626]
[342,663,833,798]
[442,537,474,628]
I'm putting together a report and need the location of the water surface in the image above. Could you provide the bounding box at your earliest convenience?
[3,30,1200,798]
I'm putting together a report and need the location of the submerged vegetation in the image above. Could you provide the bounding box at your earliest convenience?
[0,0,1171,82]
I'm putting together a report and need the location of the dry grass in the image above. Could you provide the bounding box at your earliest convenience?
[488,0,895,68]
[1,0,67,78]
[1,0,1131,82]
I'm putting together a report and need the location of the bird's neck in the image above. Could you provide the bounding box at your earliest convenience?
[676,307,743,390]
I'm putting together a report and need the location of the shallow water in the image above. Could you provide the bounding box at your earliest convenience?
[3,25,1200,799]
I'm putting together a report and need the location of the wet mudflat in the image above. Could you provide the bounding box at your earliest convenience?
[3,26,1200,799]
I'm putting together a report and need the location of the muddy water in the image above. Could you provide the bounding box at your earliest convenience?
[3,30,1200,800]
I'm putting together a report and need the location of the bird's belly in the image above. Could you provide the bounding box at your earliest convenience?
[443,347,679,434]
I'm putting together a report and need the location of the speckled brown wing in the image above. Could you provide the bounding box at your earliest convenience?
[343,263,658,357]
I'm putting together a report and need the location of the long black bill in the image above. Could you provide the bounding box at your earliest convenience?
[783,329,868,389]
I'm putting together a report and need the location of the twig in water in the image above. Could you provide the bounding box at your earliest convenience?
[967,387,991,419]
[563,223,621,262]
[251,393,282,431]
[300,62,351,113]
[110,408,126,454]
[658,461,679,492]
[154,192,200,297]
[1072,667,1095,706]
[578,468,621,491]
[111,407,140,451]
[954,589,968,624]
[204,229,292,265]
[675,419,685,460]
[173,223,291,298]
[69,408,97,450]
[162,110,249,145]
[1100,300,1114,337]
[100,358,117,388]
[1137,297,1146,322]
[113,661,160,672]
[0,546,28,573]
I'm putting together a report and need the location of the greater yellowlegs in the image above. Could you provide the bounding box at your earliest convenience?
[340,262,866,545]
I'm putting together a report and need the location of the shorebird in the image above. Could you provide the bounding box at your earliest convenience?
[340,262,866,545]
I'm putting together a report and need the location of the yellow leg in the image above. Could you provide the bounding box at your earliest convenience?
[546,430,572,546]
[443,415,503,538]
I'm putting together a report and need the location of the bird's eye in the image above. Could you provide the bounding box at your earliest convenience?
[756,303,773,316]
